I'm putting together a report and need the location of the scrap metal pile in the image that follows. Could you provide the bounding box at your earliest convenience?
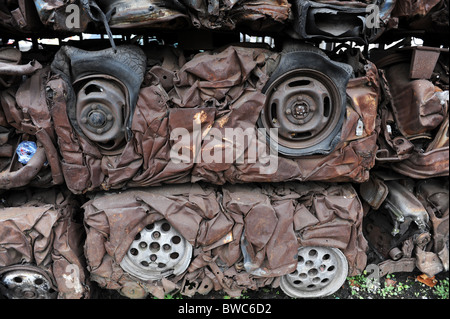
[0,0,448,299]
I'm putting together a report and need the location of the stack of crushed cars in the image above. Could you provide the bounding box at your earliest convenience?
[0,0,448,299]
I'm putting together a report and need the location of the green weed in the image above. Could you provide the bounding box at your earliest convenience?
[433,279,449,299]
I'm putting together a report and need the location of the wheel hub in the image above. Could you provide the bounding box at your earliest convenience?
[291,101,310,119]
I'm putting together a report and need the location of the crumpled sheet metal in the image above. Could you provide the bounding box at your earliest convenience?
[0,0,291,36]
[33,0,91,32]
[0,0,43,35]
[0,188,90,299]
[48,44,380,194]
[374,53,449,179]
[0,63,64,190]
[27,0,291,33]
[0,47,42,89]
[383,62,447,138]
[362,176,448,278]
[416,178,449,274]
[93,0,291,31]
[391,0,448,29]
[382,0,449,35]
[83,182,367,298]
[291,0,375,44]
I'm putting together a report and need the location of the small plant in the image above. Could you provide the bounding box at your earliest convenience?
[433,279,449,299]
[164,292,183,299]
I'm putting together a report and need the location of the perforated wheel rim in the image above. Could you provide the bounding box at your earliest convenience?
[280,246,348,298]
[120,219,192,281]
[0,269,57,299]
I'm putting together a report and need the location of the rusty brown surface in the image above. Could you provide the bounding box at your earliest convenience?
[372,46,449,180]
[363,176,448,278]
[0,0,43,35]
[384,63,445,138]
[0,188,90,299]
[44,44,380,194]
[0,64,64,189]
[0,1,448,299]
[82,182,367,298]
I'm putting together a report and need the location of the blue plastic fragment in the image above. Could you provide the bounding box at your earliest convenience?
[15,141,37,165]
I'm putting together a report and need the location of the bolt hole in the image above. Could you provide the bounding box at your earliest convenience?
[139,242,148,249]
[152,231,161,240]
[172,236,181,244]
[161,223,171,232]
[150,242,160,252]
[34,278,44,285]
[308,269,318,276]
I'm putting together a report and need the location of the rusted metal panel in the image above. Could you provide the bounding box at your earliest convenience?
[33,0,91,32]
[0,188,90,299]
[409,46,445,79]
[1,55,63,189]
[384,62,445,137]
[82,182,367,298]
[97,0,190,29]
[0,0,448,300]
[44,44,380,194]
[362,176,448,278]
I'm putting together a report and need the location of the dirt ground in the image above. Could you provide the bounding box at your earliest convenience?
[95,269,449,300]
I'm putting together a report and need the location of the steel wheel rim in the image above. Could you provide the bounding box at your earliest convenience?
[261,69,342,151]
[75,76,127,154]
[280,246,348,298]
